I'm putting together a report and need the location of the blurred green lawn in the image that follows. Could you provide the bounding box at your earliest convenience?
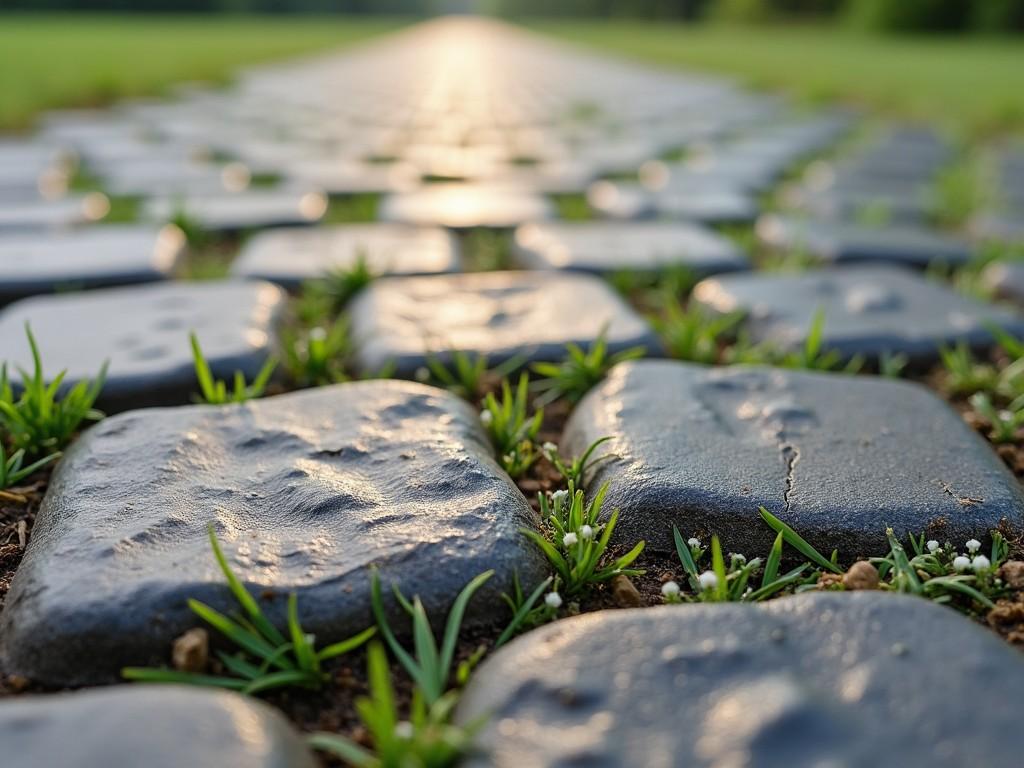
[536,22,1024,137]
[0,15,402,131]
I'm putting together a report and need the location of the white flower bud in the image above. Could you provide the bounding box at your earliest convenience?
[687,537,700,548]
[972,555,991,572]
[414,367,430,382]
[309,326,327,342]
[661,580,680,597]
[926,540,940,553]
[542,441,558,455]
[580,524,594,540]
[395,722,413,739]
[562,532,578,547]
[966,539,981,554]
[545,592,562,609]
[952,555,971,572]
[551,489,568,506]
[479,410,493,427]
[698,571,718,590]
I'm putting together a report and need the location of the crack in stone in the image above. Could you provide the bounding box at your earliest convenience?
[938,480,984,507]
[781,443,800,515]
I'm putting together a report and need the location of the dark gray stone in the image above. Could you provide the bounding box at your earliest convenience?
[791,186,934,225]
[0,225,185,302]
[0,381,544,685]
[2,685,316,768]
[0,280,285,412]
[691,265,1024,364]
[348,271,661,377]
[982,261,1024,304]
[756,215,973,268]
[970,212,1024,243]
[144,189,327,232]
[379,184,553,229]
[458,593,1024,768]
[513,221,748,275]
[231,224,460,289]
[0,193,110,232]
[562,360,1024,555]
[587,181,758,225]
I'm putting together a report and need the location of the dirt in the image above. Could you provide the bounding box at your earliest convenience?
[0,467,51,611]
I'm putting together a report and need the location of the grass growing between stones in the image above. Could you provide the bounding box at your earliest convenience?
[531,330,646,405]
[123,526,377,694]
[189,332,277,405]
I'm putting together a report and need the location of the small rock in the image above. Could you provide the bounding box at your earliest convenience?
[172,628,209,673]
[610,574,643,608]
[999,560,1024,589]
[843,561,880,590]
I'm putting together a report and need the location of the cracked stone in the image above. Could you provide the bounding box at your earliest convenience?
[0,280,285,412]
[561,360,1024,555]
[0,380,545,685]
[348,271,661,377]
[512,221,748,276]
[457,593,1024,768]
[692,264,1024,365]
[2,686,315,768]
[231,224,460,289]
[0,225,185,303]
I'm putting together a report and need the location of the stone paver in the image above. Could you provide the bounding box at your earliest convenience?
[3,686,316,768]
[756,214,973,268]
[0,225,185,303]
[231,224,460,289]
[144,189,327,232]
[983,261,1024,304]
[380,183,553,229]
[562,360,1024,555]
[458,594,1024,768]
[692,265,1024,364]
[587,180,759,224]
[513,221,748,275]
[348,271,661,377]
[0,280,285,412]
[0,193,110,232]
[0,380,545,685]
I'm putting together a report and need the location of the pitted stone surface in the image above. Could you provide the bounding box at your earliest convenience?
[756,215,973,268]
[232,224,460,289]
[144,189,327,231]
[457,594,1024,768]
[562,360,1024,555]
[513,221,748,276]
[0,381,545,685]
[0,280,285,411]
[380,184,552,228]
[0,225,185,302]
[2,686,316,768]
[348,271,661,377]
[692,265,1024,364]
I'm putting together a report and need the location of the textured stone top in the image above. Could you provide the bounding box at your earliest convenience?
[348,270,661,376]
[458,594,1024,768]
[232,224,460,289]
[562,360,1024,555]
[692,264,1024,363]
[2,686,316,768]
[0,380,544,685]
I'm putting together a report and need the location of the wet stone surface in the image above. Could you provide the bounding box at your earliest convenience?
[0,280,285,412]
[756,215,973,268]
[348,270,662,377]
[513,221,748,276]
[457,593,1024,768]
[379,183,553,229]
[0,224,185,303]
[0,380,544,686]
[144,189,327,232]
[562,360,1024,555]
[2,685,316,768]
[692,264,1024,364]
[232,224,460,289]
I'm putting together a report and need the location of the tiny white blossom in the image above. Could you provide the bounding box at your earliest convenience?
[551,489,568,506]
[926,540,940,553]
[502,454,514,466]
[661,580,680,598]
[542,441,558,456]
[580,524,594,540]
[545,592,562,609]
[687,537,701,549]
[972,555,991,572]
[414,367,430,382]
[309,326,327,342]
[395,722,414,739]
[731,553,746,564]
[966,539,981,554]
[562,532,579,547]
[479,410,493,427]
[698,571,718,590]
[952,555,971,572]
